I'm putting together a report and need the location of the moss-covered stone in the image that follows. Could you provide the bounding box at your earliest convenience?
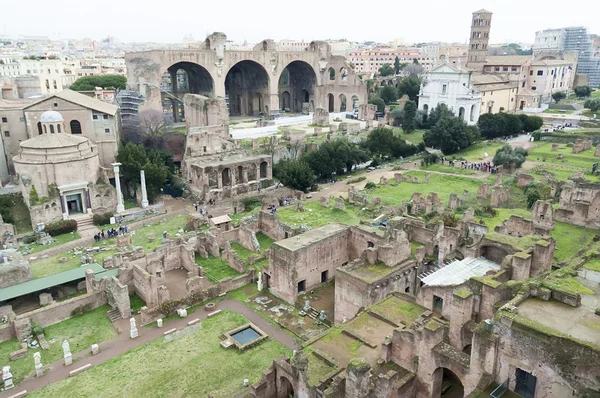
[347,357,370,371]
[453,288,473,299]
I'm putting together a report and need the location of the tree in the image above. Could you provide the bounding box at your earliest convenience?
[404,62,424,77]
[274,158,315,191]
[518,114,543,132]
[139,109,172,138]
[116,142,171,202]
[397,75,422,103]
[479,113,530,139]
[574,85,593,98]
[379,63,394,77]
[302,139,368,179]
[394,57,401,75]
[69,74,127,91]
[424,103,454,129]
[262,135,279,164]
[379,85,397,105]
[402,100,417,133]
[368,97,385,112]
[551,91,567,103]
[423,117,471,154]
[365,127,396,158]
[390,107,403,126]
[492,145,528,169]
[584,98,600,112]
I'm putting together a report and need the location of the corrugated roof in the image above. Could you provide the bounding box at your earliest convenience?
[0,263,106,302]
[23,89,118,115]
[419,257,500,287]
[485,56,532,66]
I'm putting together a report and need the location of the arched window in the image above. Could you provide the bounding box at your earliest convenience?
[70,120,82,134]
[37,122,42,135]
[328,68,335,81]
[43,125,47,134]
[57,124,61,133]
[49,125,55,134]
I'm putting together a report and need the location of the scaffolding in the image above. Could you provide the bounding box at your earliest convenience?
[563,27,600,88]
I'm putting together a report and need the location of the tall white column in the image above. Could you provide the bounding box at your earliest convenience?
[113,163,125,213]
[140,170,149,208]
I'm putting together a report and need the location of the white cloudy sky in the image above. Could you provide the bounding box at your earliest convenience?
[4,0,598,44]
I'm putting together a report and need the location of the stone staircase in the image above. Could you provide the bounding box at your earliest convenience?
[72,214,96,236]
[107,308,121,323]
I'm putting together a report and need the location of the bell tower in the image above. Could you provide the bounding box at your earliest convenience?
[466,9,493,70]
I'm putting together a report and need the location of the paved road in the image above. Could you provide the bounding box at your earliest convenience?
[0,300,297,398]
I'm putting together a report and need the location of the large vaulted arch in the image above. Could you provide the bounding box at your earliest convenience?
[278,61,317,113]
[225,60,270,117]
[163,62,214,122]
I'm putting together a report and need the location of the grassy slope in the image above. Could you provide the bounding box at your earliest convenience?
[0,305,116,385]
[277,200,362,228]
[28,311,291,398]
[196,255,240,282]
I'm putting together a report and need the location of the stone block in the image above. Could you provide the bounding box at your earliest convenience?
[117,234,132,247]
[187,318,201,326]
[156,319,163,328]
[163,328,177,336]
[207,310,222,318]
[39,293,54,306]
[313,108,329,126]
[177,308,188,318]
[9,347,27,361]
[69,363,91,377]
[64,353,73,366]
[58,257,68,263]
[91,344,99,355]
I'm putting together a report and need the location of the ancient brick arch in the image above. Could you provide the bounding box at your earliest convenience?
[431,367,466,398]
[126,33,367,116]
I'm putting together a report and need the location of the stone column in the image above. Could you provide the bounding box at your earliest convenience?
[217,169,223,189]
[140,170,149,208]
[243,167,248,183]
[61,194,68,220]
[113,163,125,213]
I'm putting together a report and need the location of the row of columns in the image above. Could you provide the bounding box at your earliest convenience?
[113,163,149,214]
[214,162,272,190]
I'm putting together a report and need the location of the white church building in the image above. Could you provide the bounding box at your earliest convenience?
[418,63,482,125]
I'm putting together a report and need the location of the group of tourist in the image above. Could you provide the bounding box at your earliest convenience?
[441,157,498,173]
[267,204,278,214]
[93,225,128,242]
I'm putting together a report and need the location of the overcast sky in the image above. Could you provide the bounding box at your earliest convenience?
[3,0,597,45]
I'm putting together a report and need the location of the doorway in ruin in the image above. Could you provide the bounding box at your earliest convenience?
[432,367,464,398]
[260,161,268,179]
[339,94,347,112]
[278,376,294,398]
[225,60,270,117]
[328,94,334,112]
[278,61,317,113]
[222,168,232,187]
[164,62,214,122]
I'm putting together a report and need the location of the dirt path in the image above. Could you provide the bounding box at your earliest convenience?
[0,300,297,397]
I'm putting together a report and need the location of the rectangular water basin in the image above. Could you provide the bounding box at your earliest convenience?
[223,322,268,350]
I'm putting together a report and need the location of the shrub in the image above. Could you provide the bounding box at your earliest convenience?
[93,212,114,226]
[31,322,44,337]
[365,182,377,189]
[29,187,39,205]
[443,214,458,227]
[45,219,77,236]
[242,197,262,212]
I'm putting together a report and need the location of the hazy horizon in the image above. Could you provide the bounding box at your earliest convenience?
[2,0,597,45]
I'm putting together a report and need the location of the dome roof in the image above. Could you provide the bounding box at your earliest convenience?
[14,133,97,164]
[40,110,64,123]
[19,133,88,150]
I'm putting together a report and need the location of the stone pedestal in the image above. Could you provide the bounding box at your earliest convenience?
[34,352,43,377]
[2,366,13,390]
[157,319,163,328]
[130,328,138,339]
[64,353,72,366]
[140,170,149,208]
[91,344,99,355]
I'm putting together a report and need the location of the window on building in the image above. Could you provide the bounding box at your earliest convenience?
[103,114,108,120]
[19,117,24,123]
[531,87,537,91]
[537,70,543,76]
[433,295,444,314]
[297,280,306,293]
[50,125,55,134]
[37,122,42,135]
[104,128,110,133]
[57,124,61,133]
[70,120,82,134]
[503,67,509,72]
[442,84,447,94]
[511,67,517,72]
[54,102,58,107]
[3,131,9,137]
[529,70,533,76]
[53,80,57,89]
[495,67,500,72]
[92,115,98,120]
[1,117,6,123]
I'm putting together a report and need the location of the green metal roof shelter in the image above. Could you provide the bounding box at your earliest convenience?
[0,264,107,302]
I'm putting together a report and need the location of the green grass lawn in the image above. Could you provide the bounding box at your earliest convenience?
[230,242,256,262]
[256,232,275,251]
[528,142,599,179]
[130,215,188,252]
[30,247,118,279]
[371,171,490,205]
[277,200,362,228]
[453,142,505,162]
[196,254,241,282]
[393,128,426,145]
[28,311,291,398]
[476,207,596,262]
[543,109,574,114]
[129,294,147,313]
[0,305,116,386]
[23,232,81,255]
[531,164,600,183]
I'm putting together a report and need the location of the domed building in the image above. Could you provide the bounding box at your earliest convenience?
[13,110,116,228]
